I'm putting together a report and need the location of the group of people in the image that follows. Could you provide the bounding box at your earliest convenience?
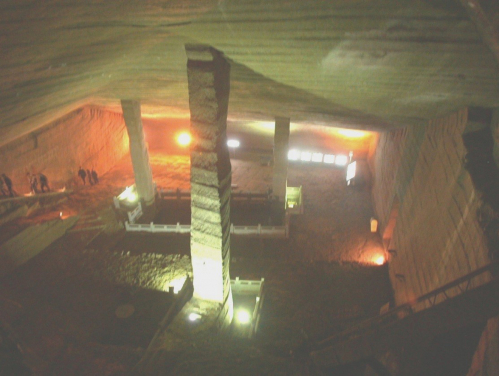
[0,173,14,197]
[78,167,99,186]
[1,166,101,199]
[26,172,50,194]
[0,172,51,198]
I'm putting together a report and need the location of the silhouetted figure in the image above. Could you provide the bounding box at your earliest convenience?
[26,172,32,193]
[2,174,14,197]
[31,175,38,194]
[87,169,94,185]
[39,173,50,193]
[0,176,6,196]
[91,169,99,184]
[27,172,38,194]
[78,167,86,185]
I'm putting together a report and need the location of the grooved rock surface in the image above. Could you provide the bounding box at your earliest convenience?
[0,106,129,193]
[371,108,491,307]
[187,45,233,328]
[2,0,499,146]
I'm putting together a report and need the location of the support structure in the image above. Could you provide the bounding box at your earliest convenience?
[121,100,156,213]
[492,108,499,168]
[186,44,233,328]
[271,116,290,221]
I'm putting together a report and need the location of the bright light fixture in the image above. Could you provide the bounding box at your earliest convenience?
[301,152,312,162]
[177,132,191,146]
[338,129,367,138]
[335,155,348,166]
[346,161,357,181]
[312,153,323,162]
[288,149,300,161]
[188,313,202,322]
[119,186,138,202]
[324,154,336,164]
[227,139,240,148]
[236,309,251,324]
[374,256,385,265]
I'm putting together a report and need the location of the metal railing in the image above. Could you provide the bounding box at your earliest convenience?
[127,202,143,224]
[315,261,498,350]
[124,221,288,237]
[159,188,270,201]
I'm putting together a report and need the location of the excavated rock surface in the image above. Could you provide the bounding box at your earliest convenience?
[2,0,499,146]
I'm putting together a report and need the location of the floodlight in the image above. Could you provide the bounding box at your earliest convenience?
[335,155,348,166]
[300,152,312,162]
[312,153,323,162]
[236,309,251,324]
[288,149,300,161]
[177,132,191,146]
[374,256,385,265]
[227,139,240,148]
[188,313,201,321]
[324,154,335,164]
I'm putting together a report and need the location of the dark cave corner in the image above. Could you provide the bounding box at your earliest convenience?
[463,107,499,264]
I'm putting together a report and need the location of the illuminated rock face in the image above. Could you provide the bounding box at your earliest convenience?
[121,100,155,207]
[186,45,233,328]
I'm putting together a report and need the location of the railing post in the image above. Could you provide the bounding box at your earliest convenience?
[150,222,154,233]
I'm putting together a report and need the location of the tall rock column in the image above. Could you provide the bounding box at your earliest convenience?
[271,116,290,221]
[492,108,499,168]
[121,100,155,210]
[186,44,233,328]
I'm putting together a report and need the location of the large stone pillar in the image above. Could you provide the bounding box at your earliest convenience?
[271,116,290,221]
[186,44,233,328]
[492,108,499,168]
[121,100,155,210]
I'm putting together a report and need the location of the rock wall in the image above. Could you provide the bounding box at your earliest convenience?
[371,108,491,306]
[467,317,499,376]
[0,106,129,193]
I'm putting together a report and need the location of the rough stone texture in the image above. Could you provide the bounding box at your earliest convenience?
[186,45,233,328]
[121,100,155,206]
[272,117,290,204]
[492,108,499,168]
[0,106,129,193]
[1,1,499,147]
[372,108,491,307]
[467,316,499,376]
[0,216,78,278]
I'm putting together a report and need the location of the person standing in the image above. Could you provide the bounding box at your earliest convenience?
[91,169,99,184]
[2,174,14,197]
[87,169,94,185]
[0,175,6,196]
[78,167,86,185]
[39,173,50,193]
[26,172,33,193]
[31,174,39,194]
[27,172,38,194]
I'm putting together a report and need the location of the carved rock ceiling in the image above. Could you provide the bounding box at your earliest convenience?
[1,0,499,146]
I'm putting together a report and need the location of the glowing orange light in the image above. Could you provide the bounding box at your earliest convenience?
[177,132,191,146]
[337,129,367,138]
[374,255,385,265]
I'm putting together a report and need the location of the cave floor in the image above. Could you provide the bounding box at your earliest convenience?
[0,150,391,375]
